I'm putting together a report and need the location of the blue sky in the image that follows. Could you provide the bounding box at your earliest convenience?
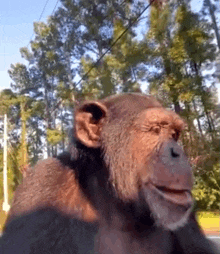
[0,0,219,100]
[0,0,60,89]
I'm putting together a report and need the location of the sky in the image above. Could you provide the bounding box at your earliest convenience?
[0,0,220,101]
[0,0,60,89]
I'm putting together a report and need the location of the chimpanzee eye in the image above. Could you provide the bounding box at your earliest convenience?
[151,126,161,134]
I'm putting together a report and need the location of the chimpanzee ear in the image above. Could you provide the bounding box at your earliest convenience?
[75,101,107,148]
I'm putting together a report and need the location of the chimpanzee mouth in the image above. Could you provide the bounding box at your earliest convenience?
[142,182,194,230]
[148,183,193,207]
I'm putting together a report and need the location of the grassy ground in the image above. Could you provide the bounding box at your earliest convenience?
[0,210,7,232]
[0,200,7,232]
[197,211,220,236]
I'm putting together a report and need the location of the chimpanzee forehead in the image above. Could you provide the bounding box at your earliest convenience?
[137,107,185,131]
[100,93,162,119]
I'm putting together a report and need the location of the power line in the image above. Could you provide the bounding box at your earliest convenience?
[75,0,155,88]
[27,0,59,48]
[51,0,60,16]
[38,0,50,21]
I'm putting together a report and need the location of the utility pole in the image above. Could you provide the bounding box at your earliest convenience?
[2,114,10,213]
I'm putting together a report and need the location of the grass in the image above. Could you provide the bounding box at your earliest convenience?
[0,201,8,232]
[0,211,7,232]
[197,211,220,235]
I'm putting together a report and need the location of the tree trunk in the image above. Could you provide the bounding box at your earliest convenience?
[20,101,28,172]
[192,100,204,137]
[205,0,220,50]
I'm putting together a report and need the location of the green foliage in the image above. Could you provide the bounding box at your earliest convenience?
[8,144,23,191]
[148,5,170,43]
[0,89,17,115]
[80,18,145,96]
[147,2,219,210]
[47,129,64,146]
[34,22,51,38]
[193,164,220,210]
[8,63,31,92]
[0,146,21,201]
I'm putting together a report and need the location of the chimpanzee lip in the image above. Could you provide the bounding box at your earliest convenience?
[148,182,193,207]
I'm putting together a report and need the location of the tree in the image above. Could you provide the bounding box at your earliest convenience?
[80,18,147,98]
[201,0,220,51]
[146,2,220,209]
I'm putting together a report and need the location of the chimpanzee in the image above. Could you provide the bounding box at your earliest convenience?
[1,93,219,254]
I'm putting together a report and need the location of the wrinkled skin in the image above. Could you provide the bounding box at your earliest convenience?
[1,93,219,254]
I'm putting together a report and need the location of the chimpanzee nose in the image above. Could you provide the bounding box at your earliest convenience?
[170,147,180,158]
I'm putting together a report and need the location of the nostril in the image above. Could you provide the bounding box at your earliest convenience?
[171,148,179,158]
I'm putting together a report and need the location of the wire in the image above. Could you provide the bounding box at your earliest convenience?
[27,0,59,48]
[51,0,60,16]
[38,0,50,21]
[75,0,155,87]
[51,0,155,113]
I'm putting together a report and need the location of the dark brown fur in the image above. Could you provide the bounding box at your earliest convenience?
[1,93,219,254]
